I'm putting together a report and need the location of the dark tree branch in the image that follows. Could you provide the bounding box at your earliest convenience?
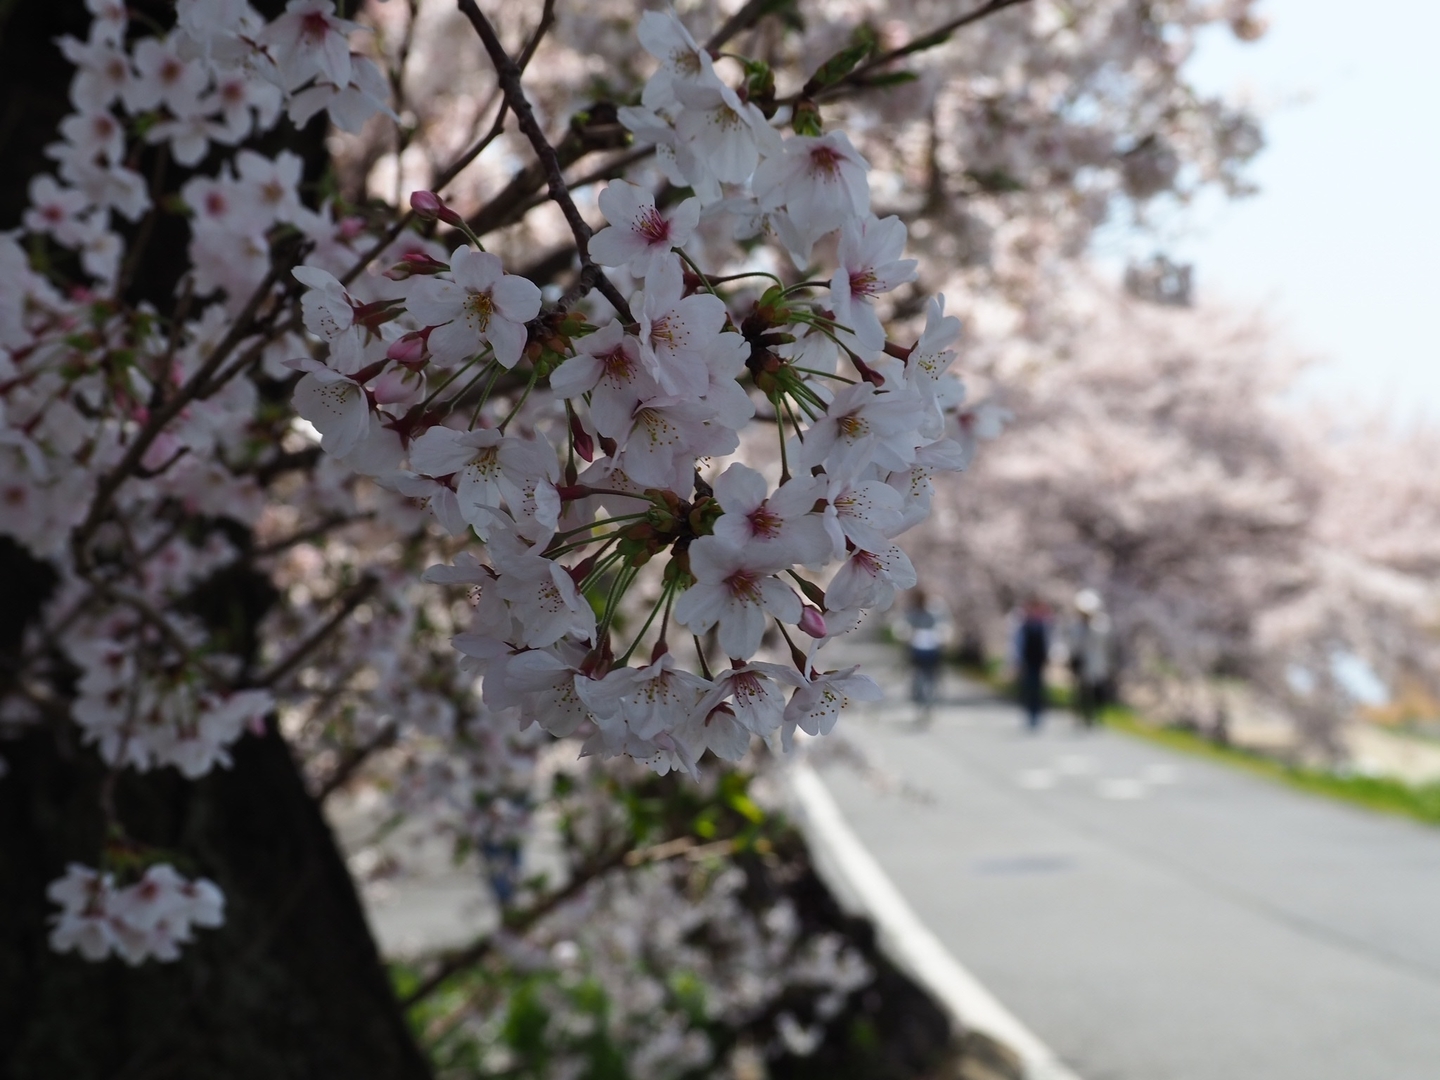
[400,841,633,1010]
[252,512,373,558]
[73,247,306,564]
[704,0,789,51]
[316,721,398,802]
[456,0,634,322]
[248,574,380,689]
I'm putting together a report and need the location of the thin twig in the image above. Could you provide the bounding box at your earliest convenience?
[456,0,633,322]
[249,575,380,689]
[815,0,1034,99]
[112,145,170,301]
[198,312,303,397]
[73,249,304,563]
[387,0,423,208]
[704,0,788,51]
[400,841,633,1009]
[90,580,230,689]
[515,0,556,71]
[509,144,658,221]
[432,0,555,195]
[253,512,373,559]
[340,1,556,286]
[316,721,398,801]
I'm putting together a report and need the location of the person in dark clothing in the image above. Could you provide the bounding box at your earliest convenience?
[1014,599,1052,731]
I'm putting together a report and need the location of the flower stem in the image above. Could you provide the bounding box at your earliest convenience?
[615,578,674,666]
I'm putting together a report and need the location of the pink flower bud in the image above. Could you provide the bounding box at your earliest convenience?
[569,410,594,462]
[371,371,417,408]
[798,606,827,638]
[409,189,444,220]
[409,190,464,227]
[383,251,449,280]
[386,330,428,367]
[338,215,366,240]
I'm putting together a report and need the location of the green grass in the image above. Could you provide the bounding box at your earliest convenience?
[1098,704,1440,827]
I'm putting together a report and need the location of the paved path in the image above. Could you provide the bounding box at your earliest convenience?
[813,643,1440,1080]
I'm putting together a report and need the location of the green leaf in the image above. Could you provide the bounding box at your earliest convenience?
[791,98,823,137]
[803,24,880,93]
[859,70,919,88]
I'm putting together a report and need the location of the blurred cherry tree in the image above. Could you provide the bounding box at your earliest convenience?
[908,275,1440,753]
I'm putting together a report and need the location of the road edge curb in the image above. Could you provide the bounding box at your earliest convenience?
[789,762,1084,1080]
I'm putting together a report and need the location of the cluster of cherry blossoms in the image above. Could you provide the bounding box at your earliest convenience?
[289,10,974,777]
[32,0,387,288]
[47,862,224,965]
[4,0,988,979]
[451,858,873,1076]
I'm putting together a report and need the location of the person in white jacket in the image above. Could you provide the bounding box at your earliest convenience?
[1067,589,1114,727]
[892,588,953,720]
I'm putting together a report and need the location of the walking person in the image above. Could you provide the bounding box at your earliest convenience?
[1067,589,1114,728]
[1014,598,1052,731]
[893,589,952,723]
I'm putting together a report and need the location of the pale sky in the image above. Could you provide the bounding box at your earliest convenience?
[1115,0,1440,426]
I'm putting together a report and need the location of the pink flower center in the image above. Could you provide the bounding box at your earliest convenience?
[301,11,334,42]
[808,145,844,176]
[746,504,783,539]
[851,550,881,576]
[649,314,676,348]
[848,269,878,297]
[600,345,636,381]
[671,49,703,77]
[635,207,671,246]
[723,568,762,602]
[731,671,765,703]
[636,407,676,446]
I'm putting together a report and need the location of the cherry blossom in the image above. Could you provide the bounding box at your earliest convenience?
[258,0,362,92]
[753,132,872,257]
[783,665,883,739]
[635,254,728,397]
[407,247,541,368]
[711,464,831,569]
[830,215,918,351]
[289,358,372,457]
[548,321,660,438]
[24,175,92,247]
[673,537,803,660]
[590,180,700,278]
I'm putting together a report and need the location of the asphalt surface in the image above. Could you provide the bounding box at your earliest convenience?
[814,644,1440,1080]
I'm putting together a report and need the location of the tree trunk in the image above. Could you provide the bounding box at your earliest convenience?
[0,712,433,1080]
